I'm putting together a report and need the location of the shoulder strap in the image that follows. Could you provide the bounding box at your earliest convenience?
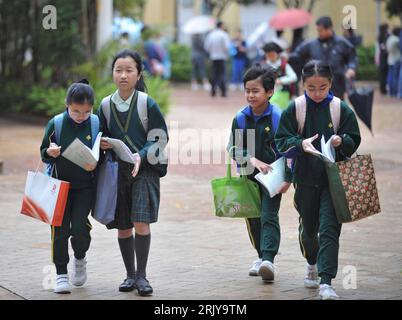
[101,95,112,129]
[137,91,149,133]
[294,95,341,135]
[54,113,64,144]
[294,95,307,134]
[235,110,246,130]
[89,114,100,147]
[329,97,341,134]
[280,57,287,75]
[271,104,282,133]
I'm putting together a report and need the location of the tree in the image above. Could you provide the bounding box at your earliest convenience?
[114,0,146,20]
[385,0,402,24]
[203,0,273,19]
[282,0,317,12]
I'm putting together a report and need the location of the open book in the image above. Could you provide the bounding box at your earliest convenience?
[255,157,286,198]
[62,132,102,170]
[307,135,336,163]
[103,137,137,164]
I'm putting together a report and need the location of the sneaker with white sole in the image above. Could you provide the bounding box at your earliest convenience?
[54,274,70,294]
[319,284,339,300]
[249,258,262,276]
[304,264,320,289]
[258,260,275,282]
[71,257,87,287]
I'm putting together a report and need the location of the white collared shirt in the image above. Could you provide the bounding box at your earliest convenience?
[111,90,136,112]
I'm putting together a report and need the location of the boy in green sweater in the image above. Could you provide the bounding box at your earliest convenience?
[228,64,292,282]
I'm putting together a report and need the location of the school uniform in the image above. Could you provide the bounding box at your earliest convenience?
[275,92,361,284]
[40,111,96,275]
[228,103,292,263]
[98,90,168,230]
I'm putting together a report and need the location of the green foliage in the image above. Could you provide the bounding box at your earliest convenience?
[145,77,171,115]
[169,44,192,82]
[27,86,67,116]
[356,45,378,81]
[386,0,402,22]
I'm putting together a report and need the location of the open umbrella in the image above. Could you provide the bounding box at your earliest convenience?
[269,9,312,30]
[182,15,216,34]
[347,79,374,134]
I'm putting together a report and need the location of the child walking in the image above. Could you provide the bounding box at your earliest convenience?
[262,42,297,109]
[227,64,292,282]
[98,49,168,296]
[275,60,361,299]
[40,80,98,294]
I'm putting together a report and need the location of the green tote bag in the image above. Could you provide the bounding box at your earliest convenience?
[211,149,261,218]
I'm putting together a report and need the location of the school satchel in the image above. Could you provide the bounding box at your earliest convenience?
[325,154,381,223]
[211,147,261,218]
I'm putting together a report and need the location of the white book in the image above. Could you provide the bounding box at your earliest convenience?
[255,157,286,198]
[103,137,136,164]
[62,132,102,170]
[308,135,336,163]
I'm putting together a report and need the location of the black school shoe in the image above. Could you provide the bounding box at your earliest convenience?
[135,276,153,296]
[119,278,136,292]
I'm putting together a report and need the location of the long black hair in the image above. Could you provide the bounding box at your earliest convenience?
[65,79,94,106]
[301,60,333,82]
[111,49,147,92]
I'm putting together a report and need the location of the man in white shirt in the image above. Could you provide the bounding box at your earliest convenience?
[204,21,231,97]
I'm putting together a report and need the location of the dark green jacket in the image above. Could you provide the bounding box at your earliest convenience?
[40,111,96,189]
[97,91,169,172]
[228,104,292,183]
[275,94,361,187]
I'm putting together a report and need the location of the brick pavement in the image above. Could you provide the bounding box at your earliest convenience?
[0,85,401,300]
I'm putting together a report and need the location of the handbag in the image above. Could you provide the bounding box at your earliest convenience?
[20,163,70,226]
[211,148,261,218]
[326,154,381,223]
[92,152,118,225]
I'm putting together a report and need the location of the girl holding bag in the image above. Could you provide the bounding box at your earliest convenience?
[275,60,361,299]
[40,80,98,294]
[98,49,168,296]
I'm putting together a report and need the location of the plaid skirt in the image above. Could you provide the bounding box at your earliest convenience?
[106,160,160,230]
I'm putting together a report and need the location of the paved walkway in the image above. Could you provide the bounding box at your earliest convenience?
[0,85,401,300]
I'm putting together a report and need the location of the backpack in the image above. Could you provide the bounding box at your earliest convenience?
[46,113,100,176]
[294,95,341,134]
[235,104,282,133]
[234,104,282,170]
[100,91,168,177]
[285,95,341,172]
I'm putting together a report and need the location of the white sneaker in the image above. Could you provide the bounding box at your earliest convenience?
[191,83,200,91]
[258,260,275,282]
[203,82,211,91]
[249,258,262,276]
[71,257,87,287]
[304,264,320,289]
[54,274,70,294]
[319,284,340,300]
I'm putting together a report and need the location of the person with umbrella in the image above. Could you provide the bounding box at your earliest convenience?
[289,16,357,100]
